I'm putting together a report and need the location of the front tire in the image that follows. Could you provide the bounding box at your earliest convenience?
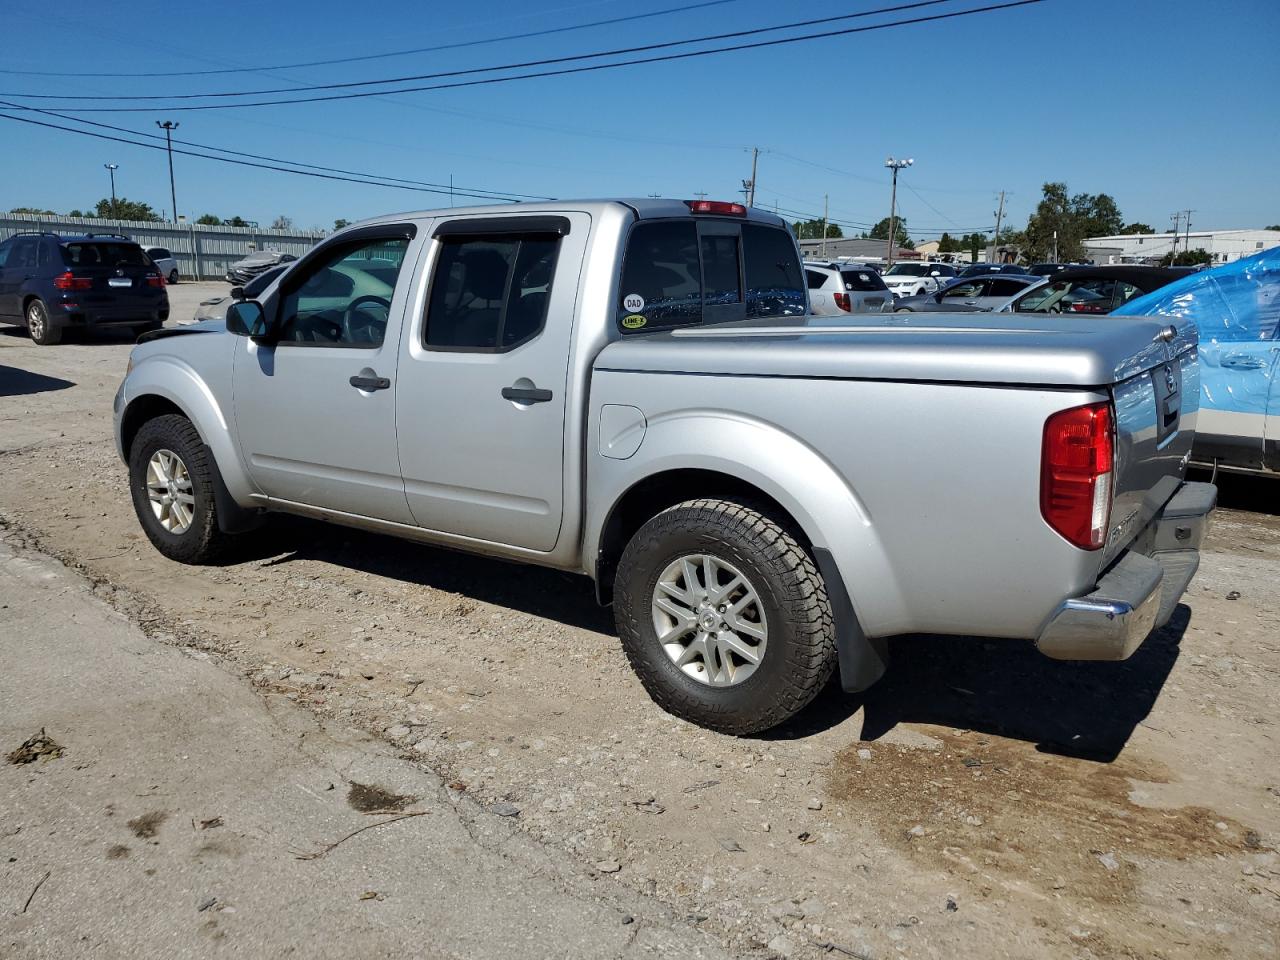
[614,499,837,735]
[26,299,62,345]
[128,415,232,564]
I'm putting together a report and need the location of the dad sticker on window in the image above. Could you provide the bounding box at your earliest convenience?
[622,293,645,312]
[622,314,647,329]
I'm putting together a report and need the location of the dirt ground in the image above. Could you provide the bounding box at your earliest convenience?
[1,284,1277,959]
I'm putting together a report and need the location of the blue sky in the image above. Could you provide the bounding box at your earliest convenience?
[1,0,1276,236]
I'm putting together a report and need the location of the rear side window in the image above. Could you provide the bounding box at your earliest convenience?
[742,224,805,318]
[617,221,702,330]
[805,269,830,290]
[989,278,1029,297]
[840,269,886,291]
[61,242,148,267]
[148,248,171,260]
[425,234,560,351]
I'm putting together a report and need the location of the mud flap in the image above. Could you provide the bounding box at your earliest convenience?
[202,444,265,535]
[814,547,889,692]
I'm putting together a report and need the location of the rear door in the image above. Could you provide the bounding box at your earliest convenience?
[395,213,589,551]
[230,226,418,522]
[982,277,1030,311]
[937,278,988,310]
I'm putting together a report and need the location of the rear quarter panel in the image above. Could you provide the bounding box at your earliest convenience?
[587,370,1108,639]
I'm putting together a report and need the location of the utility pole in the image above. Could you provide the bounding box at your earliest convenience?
[103,163,119,219]
[742,146,757,208]
[693,190,708,200]
[991,190,1006,263]
[820,193,829,258]
[156,120,180,223]
[1169,211,1183,263]
[884,156,913,265]
[1184,209,1195,260]
[1052,230,1058,264]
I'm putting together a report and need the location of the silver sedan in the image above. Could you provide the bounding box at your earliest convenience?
[893,275,1039,313]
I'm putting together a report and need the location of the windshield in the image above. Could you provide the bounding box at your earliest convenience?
[884,263,927,277]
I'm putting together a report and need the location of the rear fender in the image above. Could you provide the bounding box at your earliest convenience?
[587,411,904,690]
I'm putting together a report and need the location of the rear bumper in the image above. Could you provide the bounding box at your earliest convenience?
[1036,481,1217,661]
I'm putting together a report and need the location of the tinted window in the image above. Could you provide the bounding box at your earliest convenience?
[742,224,805,318]
[0,239,10,268]
[11,238,37,269]
[989,278,1030,297]
[942,280,984,299]
[148,248,171,260]
[885,263,927,277]
[840,269,885,292]
[932,264,956,277]
[701,234,741,306]
[277,236,408,346]
[425,234,559,350]
[805,269,830,290]
[618,221,702,330]
[243,264,288,297]
[60,242,147,267]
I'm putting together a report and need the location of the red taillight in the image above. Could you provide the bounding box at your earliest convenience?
[1069,301,1106,313]
[834,292,851,312]
[685,200,747,216]
[53,271,91,291]
[1041,402,1114,550]
[146,274,165,288]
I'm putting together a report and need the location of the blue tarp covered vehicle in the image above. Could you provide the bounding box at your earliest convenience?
[1114,248,1280,472]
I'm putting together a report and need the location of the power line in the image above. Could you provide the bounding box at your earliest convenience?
[0,101,555,201]
[0,1,958,101]
[2,1,1046,112]
[0,0,744,78]
[0,111,546,203]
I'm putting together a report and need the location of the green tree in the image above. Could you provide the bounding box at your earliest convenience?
[226,216,251,227]
[1266,224,1280,231]
[937,231,957,253]
[791,219,842,240]
[270,215,293,231]
[9,206,57,215]
[1160,247,1211,267]
[67,209,86,218]
[93,197,159,221]
[956,231,987,260]
[196,213,222,225]
[1022,182,1123,262]
[867,216,913,249]
[333,218,351,230]
[1120,222,1154,235]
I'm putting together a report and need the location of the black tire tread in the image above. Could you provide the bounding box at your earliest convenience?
[27,300,62,346]
[614,498,836,735]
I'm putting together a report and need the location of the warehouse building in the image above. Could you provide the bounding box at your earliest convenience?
[1084,229,1280,265]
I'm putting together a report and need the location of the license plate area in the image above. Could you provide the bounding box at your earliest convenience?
[108,277,132,288]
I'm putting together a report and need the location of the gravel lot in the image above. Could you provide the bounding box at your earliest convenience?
[1,282,1278,959]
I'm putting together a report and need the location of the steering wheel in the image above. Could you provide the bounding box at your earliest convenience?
[343,295,391,343]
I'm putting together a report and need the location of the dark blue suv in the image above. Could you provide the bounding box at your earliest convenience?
[0,232,169,345]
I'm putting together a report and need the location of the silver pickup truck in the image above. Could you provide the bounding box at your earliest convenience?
[113,199,1216,734]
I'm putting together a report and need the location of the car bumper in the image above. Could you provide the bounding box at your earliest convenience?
[1036,481,1217,661]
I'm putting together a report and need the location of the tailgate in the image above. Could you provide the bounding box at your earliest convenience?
[1104,331,1199,563]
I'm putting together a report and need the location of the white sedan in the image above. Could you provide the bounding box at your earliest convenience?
[880,261,957,299]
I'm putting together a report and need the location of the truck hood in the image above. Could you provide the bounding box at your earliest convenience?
[595,313,1196,387]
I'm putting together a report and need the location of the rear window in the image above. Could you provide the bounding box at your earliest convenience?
[840,269,886,292]
[147,247,171,260]
[61,242,148,268]
[617,221,805,332]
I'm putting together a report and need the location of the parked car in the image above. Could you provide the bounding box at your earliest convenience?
[0,231,169,345]
[225,250,297,284]
[114,198,1213,734]
[145,246,180,284]
[1113,247,1280,475]
[880,261,957,298]
[1028,262,1084,279]
[958,262,1031,278]
[893,275,1039,312]
[188,264,290,326]
[1003,266,1186,315]
[805,261,892,315]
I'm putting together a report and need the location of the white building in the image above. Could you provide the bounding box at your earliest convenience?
[1084,229,1280,265]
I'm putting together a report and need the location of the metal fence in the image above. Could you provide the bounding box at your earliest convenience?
[0,213,326,281]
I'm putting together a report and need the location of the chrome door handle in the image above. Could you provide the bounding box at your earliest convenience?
[1220,354,1268,370]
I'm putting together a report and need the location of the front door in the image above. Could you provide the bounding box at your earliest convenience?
[395,212,589,552]
[231,228,419,523]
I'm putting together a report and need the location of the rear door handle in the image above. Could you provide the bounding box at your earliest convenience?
[1221,354,1268,370]
[501,385,553,404]
[349,374,391,391]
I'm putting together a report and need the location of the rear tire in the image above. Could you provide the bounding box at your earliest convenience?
[168,270,179,284]
[128,415,232,564]
[613,499,837,735]
[26,299,62,346]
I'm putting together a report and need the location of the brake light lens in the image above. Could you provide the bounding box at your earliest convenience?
[53,271,92,291]
[1041,402,1114,550]
[833,292,851,312]
[685,200,747,216]
[146,273,166,288]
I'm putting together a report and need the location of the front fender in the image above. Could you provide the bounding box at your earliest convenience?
[586,408,909,646]
[118,356,256,504]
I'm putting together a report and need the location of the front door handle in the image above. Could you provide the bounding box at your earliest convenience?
[501,385,553,404]
[349,374,391,391]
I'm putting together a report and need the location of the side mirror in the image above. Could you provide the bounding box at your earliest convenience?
[230,286,246,301]
[226,300,273,342]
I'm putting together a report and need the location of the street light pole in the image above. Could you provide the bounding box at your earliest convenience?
[156,120,180,223]
[103,163,119,219]
[884,157,913,265]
